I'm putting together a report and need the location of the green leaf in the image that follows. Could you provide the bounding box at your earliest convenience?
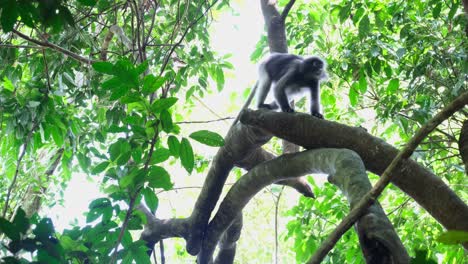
[59,6,74,26]
[50,126,64,146]
[160,110,173,132]
[349,83,359,107]
[150,148,170,164]
[17,1,35,27]
[1,0,18,32]
[102,77,121,89]
[3,77,15,91]
[12,208,29,234]
[89,198,111,209]
[358,15,370,38]
[92,62,114,74]
[151,97,178,113]
[109,84,130,100]
[387,79,399,94]
[0,217,20,240]
[131,243,151,264]
[86,208,101,223]
[109,139,131,161]
[432,3,442,19]
[250,41,264,61]
[167,136,180,157]
[91,161,110,174]
[77,0,97,6]
[339,2,352,23]
[116,151,131,165]
[136,60,148,75]
[33,218,55,241]
[114,59,138,87]
[436,230,468,245]
[358,75,367,94]
[147,166,172,190]
[179,138,194,174]
[215,67,225,91]
[142,75,165,95]
[189,130,225,147]
[142,188,159,213]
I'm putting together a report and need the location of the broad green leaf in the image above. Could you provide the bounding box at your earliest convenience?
[77,0,97,6]
[109,85,130,101]
[349,83,359,107]
[160,110,173,132]
[179,138,194,174]
[147,166,172,190]
[142,188,159,213]
[339,2,352,23]
[59,6,74,26]
[151,97,178,113]
[142,75,165,95]
[50,126,64,146]
[108,139,131,161]
[33,218,55,241]
[17,1,35,27]
[86,208,102,223]
[167,136,180,157]
[120,173,135,189]
[116,151,131,166]
[91,161,110,174]
[358,75,367,94]
[0,217,20,240]
[89,198,111,209]
[136,60,148,75]
[150,148,170,164]
[92,62,114,74]
[189,130,225,147]
[387,79,399,94]
[432,3,442,18]
[3,77,15,91]
[12,208,29,234]
[1,0,18,32]
[114,59,138,87]
[250,41,264,61]
[358,15,370,38]
[131,243,152,264]
[102,77,121,89]
[215,67,225,91]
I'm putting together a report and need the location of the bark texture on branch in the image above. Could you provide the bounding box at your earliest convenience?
[458,120,468,173]
[240,109,468,232]
[197,149,409,263]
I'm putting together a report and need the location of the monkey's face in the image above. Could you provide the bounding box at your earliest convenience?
[303,57,327,80]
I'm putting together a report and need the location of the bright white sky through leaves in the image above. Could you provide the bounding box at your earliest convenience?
[48,0,264,231]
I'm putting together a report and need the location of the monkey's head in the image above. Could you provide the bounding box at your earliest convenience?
[302,56,328,81]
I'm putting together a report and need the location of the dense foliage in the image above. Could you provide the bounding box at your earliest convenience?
[0,0,466,263]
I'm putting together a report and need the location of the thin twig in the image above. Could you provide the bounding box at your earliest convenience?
[12,29,94,64]
[2,123,38,218]
[176,117,233,124]
[308,90,468,264]
[0,44,43,49]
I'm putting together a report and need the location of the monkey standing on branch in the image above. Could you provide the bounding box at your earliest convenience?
[233,53,328,125]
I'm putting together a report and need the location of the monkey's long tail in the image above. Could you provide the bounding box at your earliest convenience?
[231,81,258,126]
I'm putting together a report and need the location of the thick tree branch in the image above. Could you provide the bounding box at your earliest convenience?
[458,120,468,173]
[280,0,296,21]
[308,90,468,263]
[240,108,468,233]
[260,0,288,53]
[197,149,408,263]
[12,29,94,64]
